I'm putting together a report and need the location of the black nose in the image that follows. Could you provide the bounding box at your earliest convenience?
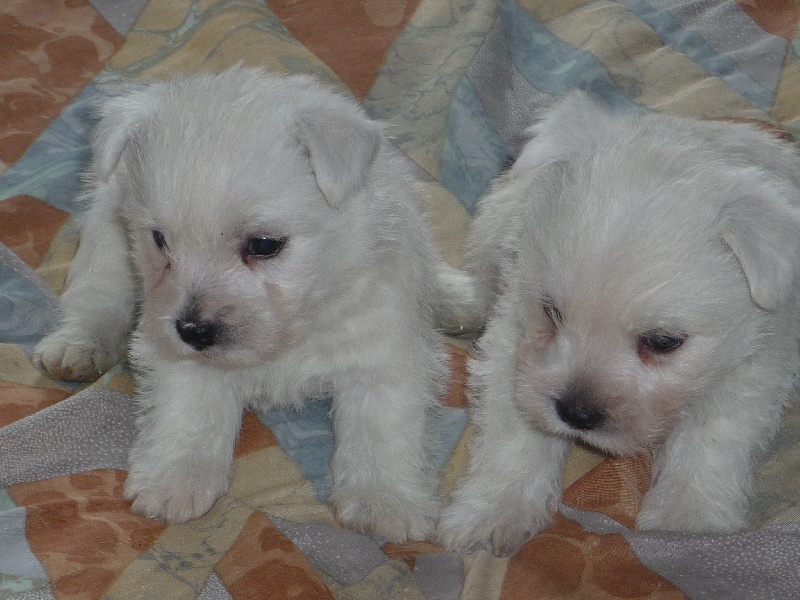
[555,397,605,431]
[175,317,217,351]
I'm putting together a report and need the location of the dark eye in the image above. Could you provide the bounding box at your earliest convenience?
[638,330,686,356]
[152,230,167,250]
[245,236,286,259]
[543,300,563,325]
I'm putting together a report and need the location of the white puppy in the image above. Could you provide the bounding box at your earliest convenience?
[438,93,800,555]
[33,67,473,542]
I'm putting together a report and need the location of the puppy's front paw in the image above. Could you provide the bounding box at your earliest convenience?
[437,481,553,556]
[636,485,746,533]
[331,482,440,543]
[33,327,122,381]
[124,466,229,524]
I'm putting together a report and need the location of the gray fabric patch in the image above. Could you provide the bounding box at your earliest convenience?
[413,552,464,600]
[0,388,136,486]
[561,505,800,599]
[467,15,552,155]
[270,516,388,586]
[0,589,57,600]
[628,524,800,600]
[560,504,629,536]
[90,0,149,35]
[197,573,234,600]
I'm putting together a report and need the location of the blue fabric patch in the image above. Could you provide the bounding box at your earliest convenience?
[0,264,56,353]
[0,85,98,213]
[0,491,49,582]
[501,0,626,102]
[440,0,638,211]
[441,77,512,214]
[258,400,468,502]
[622,0,776,111]
[258,399,336,500]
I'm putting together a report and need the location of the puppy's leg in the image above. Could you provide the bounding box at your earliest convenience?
[438,424,568,555]
[33,182,136,381]
[124,343,244,523]
[329,373,441,543]
[637,361,788,532]
[437,311,570,556]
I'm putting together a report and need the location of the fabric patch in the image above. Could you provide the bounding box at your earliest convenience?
[0,0,122,164]
[440,76,511,212]
[562,455,652,529]
[0,85,98,214]
[503,514,683,598]
[0,381,69,428]
[266,0,422,98]
[623,0,781,110]
[0,390,136,486]
[0,502,49,581]
[216,512,333,599]
[0,258,57,353]
[0,197,70,270]
[9,470,167,600]
[271,517,388,586]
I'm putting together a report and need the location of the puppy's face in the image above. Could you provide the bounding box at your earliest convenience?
[509,158,775,456]
[104,72,383,367]
[126,139,334,367]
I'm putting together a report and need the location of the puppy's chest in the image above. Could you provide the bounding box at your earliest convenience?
[236,350,336,410]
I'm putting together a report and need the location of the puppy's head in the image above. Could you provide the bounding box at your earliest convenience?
[502,94,800,455]
[93,68,384,366]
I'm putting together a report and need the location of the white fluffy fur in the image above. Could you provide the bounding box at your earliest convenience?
[33,67,474,542]
[437,93,800,555]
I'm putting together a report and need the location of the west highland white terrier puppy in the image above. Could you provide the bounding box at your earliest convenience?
[437,93,800,555]
[33,67,473,542]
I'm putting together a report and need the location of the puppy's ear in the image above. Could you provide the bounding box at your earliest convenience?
[511,91,616,177]
[92,83,159,181]
[720,178,800,310]
[296,108,383,206]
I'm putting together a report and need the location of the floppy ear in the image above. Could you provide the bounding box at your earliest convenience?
[296,107,383,206]
[92,82,159,181]
[719,178,800,310]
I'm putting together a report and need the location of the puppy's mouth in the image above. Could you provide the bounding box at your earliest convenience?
[534,395,663,457]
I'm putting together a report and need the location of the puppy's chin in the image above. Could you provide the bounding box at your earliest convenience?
[516,398,677,458]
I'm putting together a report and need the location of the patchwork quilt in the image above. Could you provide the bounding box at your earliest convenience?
[2,1,800,598]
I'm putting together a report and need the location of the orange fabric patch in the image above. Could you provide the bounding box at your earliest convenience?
[563,455,652,529]
[0,195,70,269]
[444,343,470,409]
[504,515,684,599]
[234,410,279,457]
[500,455,684,597]
[216,511,334,599]
[738,0,800,40]
[0,380,70,427]
[9,470,168,600]
[0,0,123,164]
[382,540,446,570]
[265,0,421,99]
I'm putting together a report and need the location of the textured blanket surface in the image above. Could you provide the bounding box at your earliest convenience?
[2,1,800,598]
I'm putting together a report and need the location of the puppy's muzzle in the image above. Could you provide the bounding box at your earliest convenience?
[176,315,218,351]
[554,396,605,431]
